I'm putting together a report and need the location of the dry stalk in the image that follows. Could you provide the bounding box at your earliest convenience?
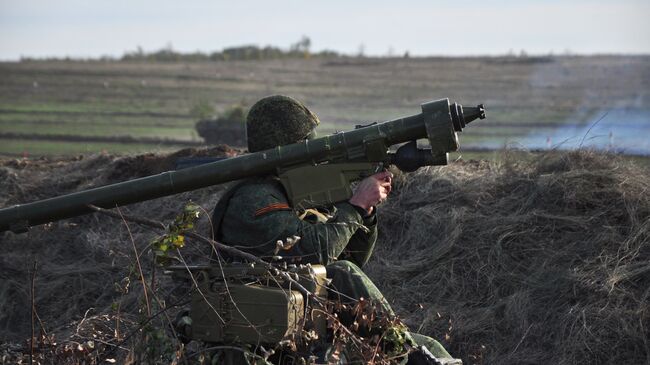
[29,259,36,365]
[115,206,152,318]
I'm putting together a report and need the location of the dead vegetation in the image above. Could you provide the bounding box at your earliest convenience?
[368,150,650,364]
[0,148,648,364]
[0,147,236,364]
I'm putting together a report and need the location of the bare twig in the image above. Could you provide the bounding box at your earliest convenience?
[91,206,165,230]
[75,308,95,336]
[579,111,609,148]
[29,259,36,365]
[115,299,122,341]
[511,324,533,355]
[116,206,151,317]
[196,204,215,241]
[369,331,388,365]
[150,251,157,297]
[34,311,48,338]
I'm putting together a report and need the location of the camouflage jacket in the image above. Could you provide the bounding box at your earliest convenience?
[212,176,377,267]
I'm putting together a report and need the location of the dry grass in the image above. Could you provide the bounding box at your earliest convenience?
[368,150,650,364]
[0,148,648,364]
[0,147,236,363]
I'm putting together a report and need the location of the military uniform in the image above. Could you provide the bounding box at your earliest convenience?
[211,176,452,360]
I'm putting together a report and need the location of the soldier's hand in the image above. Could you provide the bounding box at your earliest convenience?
[349,171,393,215]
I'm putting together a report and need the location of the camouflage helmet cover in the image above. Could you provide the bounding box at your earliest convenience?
[246,95,320,152]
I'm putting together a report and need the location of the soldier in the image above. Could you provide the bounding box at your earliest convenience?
[211,95,460,365]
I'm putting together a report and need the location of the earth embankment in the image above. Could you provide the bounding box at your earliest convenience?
[0,148,648,364]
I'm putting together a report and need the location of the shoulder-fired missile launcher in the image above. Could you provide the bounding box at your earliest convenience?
[0,98,484,233]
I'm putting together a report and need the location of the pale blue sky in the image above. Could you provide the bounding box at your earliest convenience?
[0,0,648,60]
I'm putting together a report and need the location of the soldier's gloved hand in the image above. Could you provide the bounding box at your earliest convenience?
[349,171,393,215]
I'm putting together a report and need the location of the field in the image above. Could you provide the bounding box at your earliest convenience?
[1,56,648,158]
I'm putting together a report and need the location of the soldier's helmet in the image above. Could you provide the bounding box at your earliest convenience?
[246,95,320,152]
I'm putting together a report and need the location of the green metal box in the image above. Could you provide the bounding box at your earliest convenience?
[191,281,304,344]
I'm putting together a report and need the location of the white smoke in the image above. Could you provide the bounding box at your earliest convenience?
[507,59,649,155]
[520,107,650,155]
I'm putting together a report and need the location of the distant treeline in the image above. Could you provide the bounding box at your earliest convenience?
[20,37,345,63]
[121,45,340,62]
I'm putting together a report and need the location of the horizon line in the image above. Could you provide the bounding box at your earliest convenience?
[3,51,650,63]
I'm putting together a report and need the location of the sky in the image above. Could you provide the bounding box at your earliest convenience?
[0,0,649,60]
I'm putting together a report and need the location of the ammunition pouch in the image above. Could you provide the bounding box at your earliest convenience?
[168,263,329,346]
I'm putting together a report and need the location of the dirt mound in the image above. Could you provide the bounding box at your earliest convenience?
[0,132,204,147]
[105,145,238,181]
[0,146,238,346]
[0,149,647,364]
[0,145,238,206]
[367,151,650,364]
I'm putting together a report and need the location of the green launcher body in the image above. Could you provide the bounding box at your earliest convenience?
[0,98,485,233]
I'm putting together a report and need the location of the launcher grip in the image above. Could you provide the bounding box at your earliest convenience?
[278,162,380,210]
